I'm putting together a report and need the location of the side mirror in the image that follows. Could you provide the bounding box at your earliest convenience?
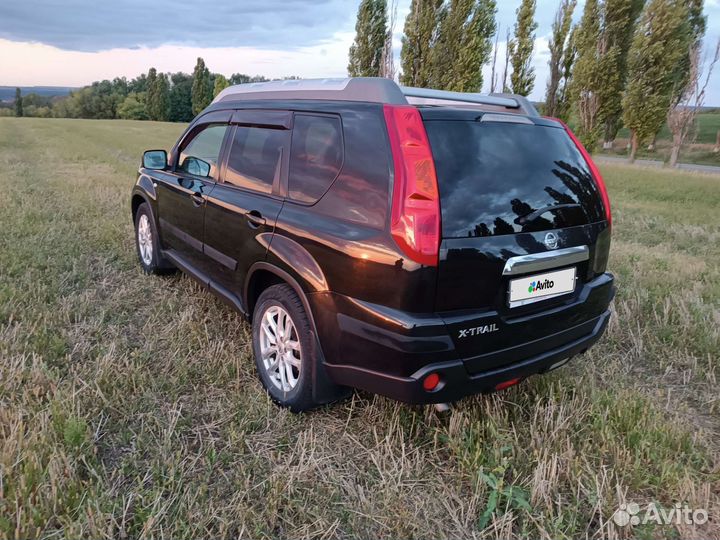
[143,150,167,170]
[181,156,211,178]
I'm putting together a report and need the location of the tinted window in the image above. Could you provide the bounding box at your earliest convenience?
[424,121,605,238]
[225,126,287,194]
[178,124,228,179]
[288,115,343,203]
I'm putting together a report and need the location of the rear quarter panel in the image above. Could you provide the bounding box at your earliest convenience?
[271,102,437,312]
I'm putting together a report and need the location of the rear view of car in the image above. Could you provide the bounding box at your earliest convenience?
[421,109,613,390]
[132,78,614,411]
[321,100,614,404]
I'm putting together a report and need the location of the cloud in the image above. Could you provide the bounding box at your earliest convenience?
[1,0,719,104]
[0,35,356,86]
[0,0,354,52]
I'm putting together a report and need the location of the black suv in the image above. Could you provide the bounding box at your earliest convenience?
[131,78,614,411]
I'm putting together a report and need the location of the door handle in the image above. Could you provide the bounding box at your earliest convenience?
[245,210,266,228]
[190,193,205,207]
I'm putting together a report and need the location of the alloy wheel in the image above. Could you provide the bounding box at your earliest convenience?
[259,305,302,392]
[137,213,153,266]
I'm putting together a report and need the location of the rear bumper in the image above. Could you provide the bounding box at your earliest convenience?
[309,273,614,404]
[324,310,609,403]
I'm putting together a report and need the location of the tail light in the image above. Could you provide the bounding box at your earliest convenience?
[549,118,611,228]
[383,104,441,266]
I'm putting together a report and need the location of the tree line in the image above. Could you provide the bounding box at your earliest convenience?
[5,58,292,123]
[349,0,718,164]
[6,1,717,166]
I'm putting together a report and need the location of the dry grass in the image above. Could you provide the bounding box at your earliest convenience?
[0,118,718,539]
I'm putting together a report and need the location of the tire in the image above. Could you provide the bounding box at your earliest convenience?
[134,202,174,274]
[252,284,322,412]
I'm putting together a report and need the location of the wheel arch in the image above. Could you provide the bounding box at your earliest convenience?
[131,192,148,222]
[244,262,348,405]
[131,174,158,221]
[245,262,315,323]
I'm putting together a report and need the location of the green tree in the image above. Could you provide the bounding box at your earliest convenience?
[129,73,148,94]
[545,0,576,118]
[348,0,388,77]
[509,0,538,96]
[118,92,149,120]
[147,69,170,121]
[156,73,170,120]
[430,0,497,91]
[623,0,691,162]
[168,72,194,122]
[670,0,706,105]
[555,26,578,121]
[229,73,269,85]
[599,0,645,147]
[456,0,497,92]
[569,0,602,149]
[191,57,212,115]
[146,68,157,105]
[400,0,443,87]
[213,74,230,98]
[14,88,23,117]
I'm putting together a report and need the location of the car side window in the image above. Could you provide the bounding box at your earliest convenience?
[224,126,288,194]
[288,114,343,204]
[178,124,228,180]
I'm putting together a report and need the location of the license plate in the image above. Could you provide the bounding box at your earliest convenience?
[508,267,576,307]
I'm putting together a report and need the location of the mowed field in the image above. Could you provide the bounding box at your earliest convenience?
[1,117,719,539]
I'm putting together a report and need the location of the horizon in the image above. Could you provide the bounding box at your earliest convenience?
[1,0,719,105]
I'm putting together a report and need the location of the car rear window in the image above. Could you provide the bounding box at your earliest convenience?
[424,120,605,238]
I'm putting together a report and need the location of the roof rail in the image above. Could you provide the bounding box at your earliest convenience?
[212,77,407,105]
[401,87,539,116]
[212,77,539,116]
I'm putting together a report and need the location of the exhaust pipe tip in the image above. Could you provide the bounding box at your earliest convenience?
[434,402,451,413]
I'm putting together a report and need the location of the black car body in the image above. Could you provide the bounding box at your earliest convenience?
[131,78,614,411]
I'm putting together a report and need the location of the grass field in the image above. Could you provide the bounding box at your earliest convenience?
[1,117,719,539]
[598,112,720,166]
[616,111,720,145]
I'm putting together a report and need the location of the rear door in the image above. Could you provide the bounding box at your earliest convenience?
[202,110,291,300]
[422,110,609,361]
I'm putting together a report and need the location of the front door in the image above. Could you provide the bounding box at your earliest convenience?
[203,112,291,301]
[156,118,230,273]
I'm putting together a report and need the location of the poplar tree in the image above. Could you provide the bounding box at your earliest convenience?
[191,57,212,115]
[147,69,170,121]
[457,0,497,92]
[545,0,576,118]
[213,74,230,98]
[671,0,706,103]
[509,0,538,96]
[622,0,691,162]
[146,67,157,109]
[14,88,23,117]
[348,0,388,77]
[430,0,497,92]
[569,0,602,149]
[400,0,443,87]
[556,26,577,121]
[599,0,645,148]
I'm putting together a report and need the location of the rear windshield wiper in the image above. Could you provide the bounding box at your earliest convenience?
[514,203,582,225]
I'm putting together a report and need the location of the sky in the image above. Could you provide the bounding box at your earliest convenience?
[1,0,719,104]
